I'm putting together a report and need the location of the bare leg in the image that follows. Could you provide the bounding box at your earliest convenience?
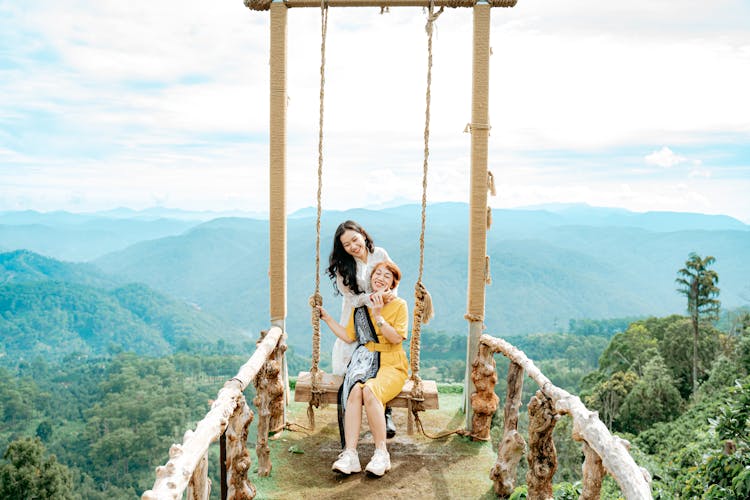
[345,384,364,450]
[362,385,387,450]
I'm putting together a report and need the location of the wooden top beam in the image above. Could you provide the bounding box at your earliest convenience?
[246,0,516,11]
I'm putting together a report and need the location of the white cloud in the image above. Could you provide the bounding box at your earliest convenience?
[1,0,749,223]
[645,147,688,168]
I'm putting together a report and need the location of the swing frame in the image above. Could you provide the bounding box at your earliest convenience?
[250,0,514,434]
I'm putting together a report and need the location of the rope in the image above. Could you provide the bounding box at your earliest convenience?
[307,0,329,428]
[409,0,442,413]
[244,0,271,11]
[412,410,471,440]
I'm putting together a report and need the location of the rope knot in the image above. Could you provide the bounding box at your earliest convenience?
[464,312,484,323]
[425,1,444,36]
[413,281,435,325]
[309,292,323,309]
[244,0,271,11]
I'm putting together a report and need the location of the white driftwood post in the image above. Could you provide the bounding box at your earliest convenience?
[581,441,605,500]
[478,334,653,500]
[142,326,283,500]
[226,397,255,499]
[526,390,558,500]
[253,329,287,477]
[470,341,499,440]
[185,452,209,500]
[489,361,526,496]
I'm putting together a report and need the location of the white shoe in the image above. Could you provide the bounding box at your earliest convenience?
[365,448,391,476]
[332,449,361,474]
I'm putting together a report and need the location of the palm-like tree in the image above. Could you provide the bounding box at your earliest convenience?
[676,253,720,393]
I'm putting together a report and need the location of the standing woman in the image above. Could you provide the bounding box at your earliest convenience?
[327,220,397,437]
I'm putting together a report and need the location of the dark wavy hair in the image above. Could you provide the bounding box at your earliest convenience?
[326,220,375,296]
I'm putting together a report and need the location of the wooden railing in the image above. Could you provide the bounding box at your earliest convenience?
[470,334,652,499]
[144,328,652,499]
[142,327,286,500]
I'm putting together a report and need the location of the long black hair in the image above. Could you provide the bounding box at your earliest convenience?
[326,220,375,296]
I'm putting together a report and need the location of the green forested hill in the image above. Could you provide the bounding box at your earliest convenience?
[92,203,750,355]
[1,250,118,288]
[0,271,250,366]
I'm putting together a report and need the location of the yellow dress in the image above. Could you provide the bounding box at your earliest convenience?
[345,297,409,405]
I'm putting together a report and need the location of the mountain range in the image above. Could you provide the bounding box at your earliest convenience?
[1,203,748,358]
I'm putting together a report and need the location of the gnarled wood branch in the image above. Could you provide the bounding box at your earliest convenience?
[226,397,255,499]
[470,342,499,441]
[490,361,526,497]
[526,390,557,500]
[479,334,652,500]
[581,441,604,500]
[142,326,284,500]
[186,452,209,500]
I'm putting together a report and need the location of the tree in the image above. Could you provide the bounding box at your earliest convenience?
[0,437,75,500]
[676,253,720,393]
[659,318,720,398]
[618,355,683,433]
[585,370,639,430]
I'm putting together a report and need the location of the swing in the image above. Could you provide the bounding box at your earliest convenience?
[293,3,443,433]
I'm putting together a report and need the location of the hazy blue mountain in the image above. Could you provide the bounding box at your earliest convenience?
[0,214,199,261]
[91,206,268,221]
[92,203,750,356]
[518,203,748,231]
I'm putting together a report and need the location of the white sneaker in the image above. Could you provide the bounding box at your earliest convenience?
[332,448,361,474]
[365,448,391,476]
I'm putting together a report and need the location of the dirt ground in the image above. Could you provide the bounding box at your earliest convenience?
[248,393,500,499]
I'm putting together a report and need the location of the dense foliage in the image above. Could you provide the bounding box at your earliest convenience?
[0,351,261,498]
[2,244,749,497]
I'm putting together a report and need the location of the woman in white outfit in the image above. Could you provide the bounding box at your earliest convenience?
[326,220,397,438]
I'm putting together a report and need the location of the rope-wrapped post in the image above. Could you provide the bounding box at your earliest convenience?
[489,361,526,496]
[469,341,498,440]
[225,397,255,499]
[526,390,558,500]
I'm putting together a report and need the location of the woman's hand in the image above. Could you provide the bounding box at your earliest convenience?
[318,306,352,344]
[370,291,384,318]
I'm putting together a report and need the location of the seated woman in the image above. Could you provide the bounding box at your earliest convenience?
[318,260,408,477]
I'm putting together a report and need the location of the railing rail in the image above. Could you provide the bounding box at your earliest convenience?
[471,334,652,499]
[142,326,285,500]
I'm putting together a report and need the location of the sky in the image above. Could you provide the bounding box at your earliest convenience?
[1,0,749,222]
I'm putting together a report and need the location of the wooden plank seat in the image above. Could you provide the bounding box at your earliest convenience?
[294,371,439,409]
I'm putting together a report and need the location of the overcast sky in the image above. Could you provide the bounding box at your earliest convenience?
[1,0,749,221]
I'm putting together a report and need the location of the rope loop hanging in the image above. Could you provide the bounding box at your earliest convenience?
[307,0,329,428]
[409,0,442,416]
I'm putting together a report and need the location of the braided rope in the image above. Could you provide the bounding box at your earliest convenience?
[409,0,443,417]
[307,1,329,427]
[244,0,272,11]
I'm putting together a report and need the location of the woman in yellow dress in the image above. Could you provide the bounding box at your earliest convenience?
[318,260,408,477]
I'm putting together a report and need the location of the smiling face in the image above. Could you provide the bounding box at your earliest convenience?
[370,263,396,292]
[340,229,368,261]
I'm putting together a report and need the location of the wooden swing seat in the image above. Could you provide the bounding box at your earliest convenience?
[294,371,439,409]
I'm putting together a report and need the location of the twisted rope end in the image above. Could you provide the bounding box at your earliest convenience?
[244,0,272,11]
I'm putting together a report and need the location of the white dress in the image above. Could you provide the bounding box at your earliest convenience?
[331,246,394,375]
